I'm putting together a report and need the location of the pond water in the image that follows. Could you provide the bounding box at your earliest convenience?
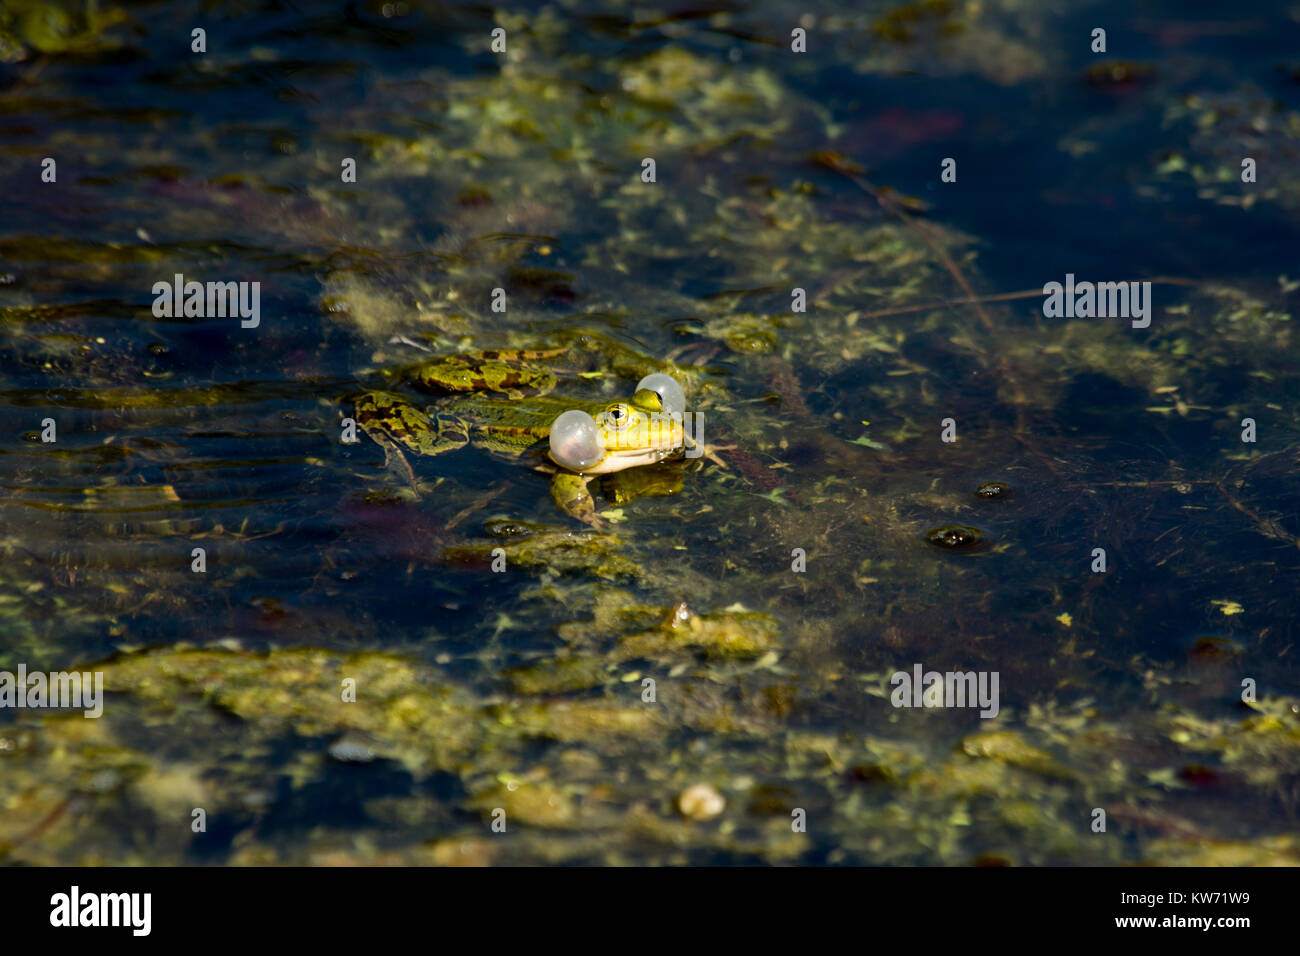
[1,0,1298,865]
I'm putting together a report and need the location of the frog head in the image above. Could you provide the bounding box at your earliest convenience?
[548,375,688,475]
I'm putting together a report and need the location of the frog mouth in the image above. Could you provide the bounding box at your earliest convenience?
[587,416,687,473]
[584,440,684,474]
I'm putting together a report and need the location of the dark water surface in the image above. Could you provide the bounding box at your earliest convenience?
[1,0,1298,865]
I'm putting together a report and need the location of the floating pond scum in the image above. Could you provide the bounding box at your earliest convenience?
[0,0,1294,936]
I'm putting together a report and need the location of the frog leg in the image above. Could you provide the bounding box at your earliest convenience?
[427,411,471,453]
[550,471,604,527]
[477,348,569,361]
[684,432,736,470]
[602,461,685,505]
[354,391,468,490]
[352,392,412,488]
[408,352,562,398]
[377,431,419,490]
[698,442,736,469]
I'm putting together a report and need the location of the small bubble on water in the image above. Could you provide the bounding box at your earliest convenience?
[328,737,378,764]
[927,525,984,549]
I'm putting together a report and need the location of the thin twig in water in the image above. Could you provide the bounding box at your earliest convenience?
[445,480,512,530]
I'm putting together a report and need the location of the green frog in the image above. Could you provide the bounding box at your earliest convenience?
[352,350,692,526]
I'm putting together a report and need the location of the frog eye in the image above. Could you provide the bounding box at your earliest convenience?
[549,410,605,471]
[635,373,686,416]
[603,403,632,430]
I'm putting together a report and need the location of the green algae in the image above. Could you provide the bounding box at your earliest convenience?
[444,527,644,582]
[2,644,1298,865]
[614,603,780,661]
